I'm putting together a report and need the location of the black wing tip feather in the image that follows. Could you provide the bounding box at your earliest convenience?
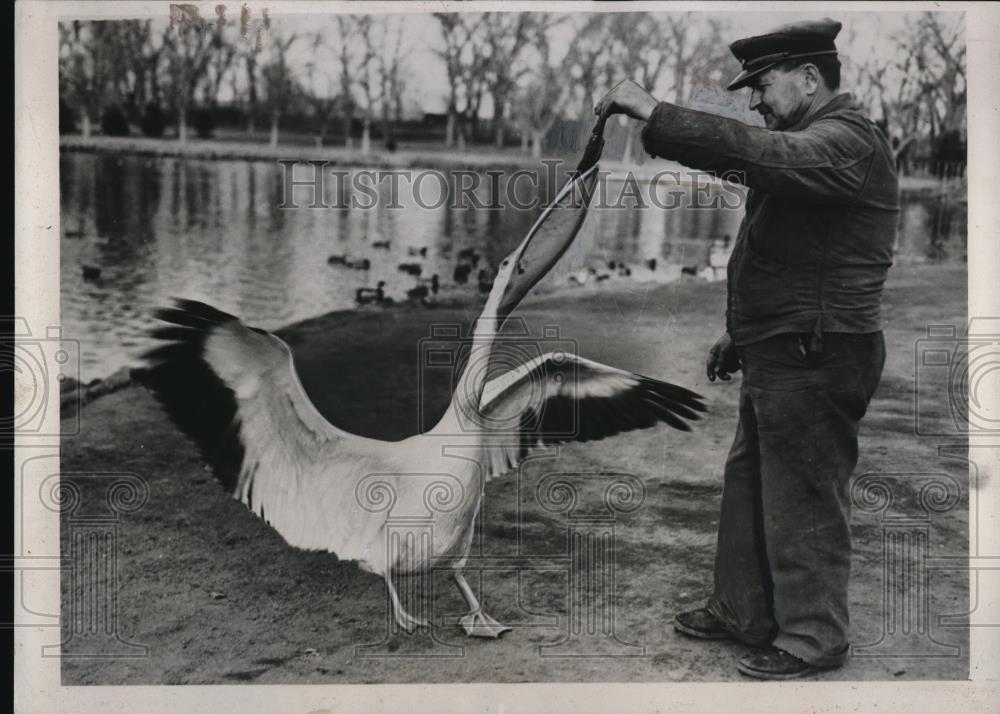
[527,380,704,449]
[523,360,710,447]
[638,376,707,411]
[150,298,239,331]
[138,298,246,495]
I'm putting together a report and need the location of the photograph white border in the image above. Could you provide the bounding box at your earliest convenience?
[14,1,1000,711]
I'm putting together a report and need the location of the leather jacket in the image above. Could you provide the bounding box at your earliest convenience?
[640,93,899,347]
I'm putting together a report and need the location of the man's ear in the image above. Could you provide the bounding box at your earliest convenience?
[800,63,820,96]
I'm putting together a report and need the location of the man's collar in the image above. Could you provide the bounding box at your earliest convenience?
[787,92,855,132]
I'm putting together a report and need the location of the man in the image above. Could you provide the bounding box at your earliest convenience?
[595,18,898,679]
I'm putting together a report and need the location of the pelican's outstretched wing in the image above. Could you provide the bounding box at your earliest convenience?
[139,299,367,533]
[478,352,706,480]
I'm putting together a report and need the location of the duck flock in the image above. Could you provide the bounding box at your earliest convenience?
[328,234,735,310]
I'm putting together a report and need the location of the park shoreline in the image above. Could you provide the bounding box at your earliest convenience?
[58,267,703,413]
[61,134,954,192]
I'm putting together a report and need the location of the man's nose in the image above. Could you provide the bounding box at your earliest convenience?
[748,87,763,111]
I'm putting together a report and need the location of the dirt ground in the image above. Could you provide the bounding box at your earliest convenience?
[59,262,969,684]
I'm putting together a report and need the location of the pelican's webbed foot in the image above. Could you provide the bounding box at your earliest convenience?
[459,609,511,638]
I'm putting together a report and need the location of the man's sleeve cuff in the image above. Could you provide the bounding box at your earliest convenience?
[641,102,679,158]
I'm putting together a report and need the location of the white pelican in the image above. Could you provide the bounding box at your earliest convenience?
[141,153,706,639]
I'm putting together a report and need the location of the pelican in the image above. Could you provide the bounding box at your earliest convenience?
[140,120,706,638]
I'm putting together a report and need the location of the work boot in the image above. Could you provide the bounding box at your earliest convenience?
[737,647,842,680]
[673,608,733,640]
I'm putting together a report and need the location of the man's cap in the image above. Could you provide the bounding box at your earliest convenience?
[726,18,842,91]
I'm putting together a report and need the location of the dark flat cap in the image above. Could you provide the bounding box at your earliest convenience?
[727,18,842,91]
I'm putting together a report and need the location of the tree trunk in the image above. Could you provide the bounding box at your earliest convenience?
[81,112,92,138]
[382,107,393,149]
[470,113,480,144]
[178,109,188,143]
[342,112,353,150]
[531,130,543,159]
[456,122,466,151]
[246,54,258,136]
[316,116,330,148]
[521,131,529,153]
[493,90,506,148]
[269,113,279,148]
[445,110,456,148]
[360,119,371,155]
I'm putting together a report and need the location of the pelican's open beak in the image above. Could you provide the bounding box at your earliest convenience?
[496,163,601,318]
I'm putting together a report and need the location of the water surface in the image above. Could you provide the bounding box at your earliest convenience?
[60,153,965,381]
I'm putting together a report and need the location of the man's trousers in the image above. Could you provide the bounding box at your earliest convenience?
[706,330,886,667]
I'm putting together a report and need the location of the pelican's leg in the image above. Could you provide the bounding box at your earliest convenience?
[454,572,511,638]
[384,572,429,633]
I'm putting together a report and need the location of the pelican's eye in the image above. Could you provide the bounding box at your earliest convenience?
[501,259,510,268]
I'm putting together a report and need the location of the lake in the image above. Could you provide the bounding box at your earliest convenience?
[60,152,966,381]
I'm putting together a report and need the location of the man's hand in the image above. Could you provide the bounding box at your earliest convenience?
[594,79,658,122]
[707,332,741,382]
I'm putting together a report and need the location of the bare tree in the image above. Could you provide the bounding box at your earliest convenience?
[200,21,238,111]
[161,16,226,142]
[604,14,672,161]
[376,17,411,149]
[59,21,115,137]
[231,5,271,135]
[334,16,364,150]
[845,18,919,139]
[259,32,300,148]
[354,17,384,155]
[434,13,488,148]
[563,15,613,120]
[847,12,965,153]
[303,32,340,147]
[909,13,966,139]
[666,15,732,105]
[97,20,168,124]
[510,22,573,159]
[480,13,537,148]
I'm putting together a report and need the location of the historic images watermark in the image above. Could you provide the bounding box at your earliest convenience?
[843,319,1000,662]
[15,454,151,659]
[7,317,81,445]
[913,318,1000,437]
[850,468,965,659]
[277,159,748,213]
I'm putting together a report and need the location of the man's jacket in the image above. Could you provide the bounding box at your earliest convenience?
[640,93,899,347]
